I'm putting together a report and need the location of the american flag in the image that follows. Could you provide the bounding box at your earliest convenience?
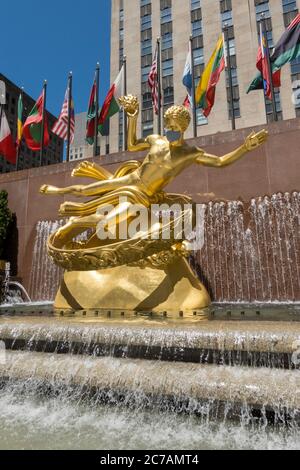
[52,87,75,142]
[148,45,160,115]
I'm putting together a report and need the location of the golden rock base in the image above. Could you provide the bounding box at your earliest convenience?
[54,257,211,312]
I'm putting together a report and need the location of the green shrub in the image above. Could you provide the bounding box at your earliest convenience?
[0,190,13,259]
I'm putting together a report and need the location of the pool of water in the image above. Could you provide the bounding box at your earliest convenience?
[0,391,298,451]
[0,302,299,450]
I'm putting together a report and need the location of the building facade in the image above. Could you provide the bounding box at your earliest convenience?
[0,73,63,173]
[110,0,300,153]
[69,112,109,162]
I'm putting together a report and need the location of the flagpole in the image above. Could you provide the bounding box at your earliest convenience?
[16,86,24,172]
[260,14,278,122]
[123,55,127,151]
[190,35,197,138]
[94,63,100,157]
[40,80,47,167]
[0,81,4,133]
[0,104,2,136]
[66,72,73,163]
[157,37,162,136]
[223,24,236,131]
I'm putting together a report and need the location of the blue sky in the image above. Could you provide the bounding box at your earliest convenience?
[2,0,111,116]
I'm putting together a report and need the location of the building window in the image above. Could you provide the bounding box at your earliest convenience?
[161,7,172,24]
[220,0,232,13]
[164,85,174,105]
[221,10,233,27]
[141,3,151,17]
[255,0,271,20]
[141,65,152,82]
[141,54,153,67]
[193,47,204,65]
[282,0,298,13]
[161,21,173,36]
[161,33,173,50]
[141,14,152,31]
[141,38,152,56]
[191,0,201,10]
[192,20,202,37]
[142,109,153,123]
[160,0,171,9]
[161,48,173,61]
[142,91,153,109]
[162,59,173,77]
[196,108,208,126]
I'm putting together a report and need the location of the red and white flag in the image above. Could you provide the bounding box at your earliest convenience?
[148,46,160,115]
[0,109,16,164]
[52,87,75,142]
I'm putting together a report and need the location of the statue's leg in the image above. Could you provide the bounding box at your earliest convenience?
[53,188,152,247]
[52,213,105,248]
[59,185,152,218]
[40,174,138,197]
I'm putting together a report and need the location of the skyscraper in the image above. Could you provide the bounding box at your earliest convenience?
[69,112,109,162]
[110,0,300,153]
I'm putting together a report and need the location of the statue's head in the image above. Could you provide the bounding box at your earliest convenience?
[164,105,191,133]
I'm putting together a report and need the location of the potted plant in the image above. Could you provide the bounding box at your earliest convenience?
[0,190,13,271]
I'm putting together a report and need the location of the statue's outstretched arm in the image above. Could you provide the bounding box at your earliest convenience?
[119,95,150,152]
[196,130,268,168]
[127,113,150,152]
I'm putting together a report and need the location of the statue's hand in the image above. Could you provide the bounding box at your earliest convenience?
[40,185,49,194]
[118,95,139,118]
[245,130,268,151]
[39,185,60,195]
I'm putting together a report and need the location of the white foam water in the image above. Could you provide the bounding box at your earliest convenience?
[0,391,298,450]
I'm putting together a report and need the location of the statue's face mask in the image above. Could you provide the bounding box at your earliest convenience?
[165,129,181,143]
[164,117,182,133]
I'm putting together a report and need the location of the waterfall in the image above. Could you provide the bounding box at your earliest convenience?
[29,221,64,302]
[196,191,300,303]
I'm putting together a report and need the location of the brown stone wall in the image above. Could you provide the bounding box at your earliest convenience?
[0,118,299,296]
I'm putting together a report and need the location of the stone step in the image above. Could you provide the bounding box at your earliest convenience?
[0,351,299,421]
[0,316,299,368]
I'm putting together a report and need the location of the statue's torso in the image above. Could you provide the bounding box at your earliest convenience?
[137,135,202,195]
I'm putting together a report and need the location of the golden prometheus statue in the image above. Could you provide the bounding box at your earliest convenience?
[40,95,268,312]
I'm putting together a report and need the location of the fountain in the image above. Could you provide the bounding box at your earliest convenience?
[1,262,31,305]
[0,97,299,450]
[28,191,300,305]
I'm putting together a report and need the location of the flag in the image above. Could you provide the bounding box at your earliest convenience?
[258,22,274,99]
[0,109,16,164]
[98,66,124,136]
[247,14,300,94]
[23,91,49,151]
[272,13,300,69]
[183,95,190,109]
[52,87,75,142]
[16,93,23,151]
[182,43,193,106]
[86,80,97,145]
[148,46,160,114]
[196,35,225,117]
